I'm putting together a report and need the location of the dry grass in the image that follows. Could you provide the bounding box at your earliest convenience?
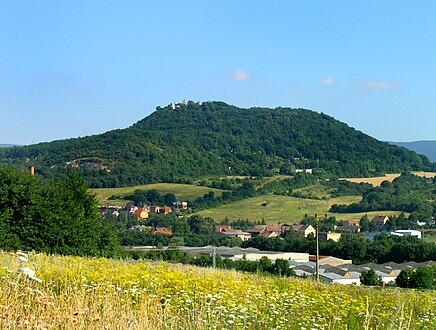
[341,171,436,187]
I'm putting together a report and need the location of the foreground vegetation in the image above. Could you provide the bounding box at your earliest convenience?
[1,251,435,329]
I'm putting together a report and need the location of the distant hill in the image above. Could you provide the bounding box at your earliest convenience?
[390,141,436,162]
[0,144,20,148]
[0,101,433,187]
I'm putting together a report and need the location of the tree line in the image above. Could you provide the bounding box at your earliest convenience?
[330,172,436,222]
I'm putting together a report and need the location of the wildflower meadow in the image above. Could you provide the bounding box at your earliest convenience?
[0,251,434,329]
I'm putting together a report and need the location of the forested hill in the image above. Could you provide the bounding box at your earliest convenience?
[0,101,433,187]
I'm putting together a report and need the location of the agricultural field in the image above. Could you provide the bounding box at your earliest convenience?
[90,183,225,207]
[1,251,435,329]
[195,194,404,223]
[342,171,436,187]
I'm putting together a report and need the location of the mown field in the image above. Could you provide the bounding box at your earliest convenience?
[195,194,403,224]
[90,183,226,207]
[342,171,436,186]
[1,251,435,329]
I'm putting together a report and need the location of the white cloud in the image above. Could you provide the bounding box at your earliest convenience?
[231,69,250,82]
[319,76,336,85]
[355,79,400,91]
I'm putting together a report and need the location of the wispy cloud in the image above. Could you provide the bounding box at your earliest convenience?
[319,76,336,86]
[355,79,400,91]
[47,72,86,94]
[230,69,250,82]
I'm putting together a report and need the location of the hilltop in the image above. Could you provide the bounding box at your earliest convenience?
[0,101,432,187]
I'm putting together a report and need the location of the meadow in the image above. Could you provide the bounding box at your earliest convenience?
[195,194,403,224]
[1,251,434,329]
[90,183,226,207]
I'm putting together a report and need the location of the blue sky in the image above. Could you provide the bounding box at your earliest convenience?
[1,1,435,145]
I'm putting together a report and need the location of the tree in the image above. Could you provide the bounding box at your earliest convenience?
[410,266,435,289]
[360,269,383,286]
[164,193,176,206]
[258,256,273,273]
[359,215,370,232]
[273,259,294,277]
[0,166,119,257]
[187,215,215,235]
[395,268,414,288]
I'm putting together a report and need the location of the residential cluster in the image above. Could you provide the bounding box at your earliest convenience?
[214,215,423,243]
[99,202,189,235]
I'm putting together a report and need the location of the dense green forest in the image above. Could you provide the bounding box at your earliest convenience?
[1,101,433,187]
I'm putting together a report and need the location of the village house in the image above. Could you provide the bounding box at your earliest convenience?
[342,220,361,227]
[373,215,389,229]
[173,201,188,210]
[150,205,172,215]
[126,205,138,215]
[98,206,121,216]
[318,232,342,242]
[246,225,267,236]
[246,224,288,237]
[215,225,232,233]
[152,227,173,236]
[133,207,149,220]
[291,224,316,237]
[259,231,279,238]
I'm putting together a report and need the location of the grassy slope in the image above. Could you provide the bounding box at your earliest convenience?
[90,183,225,207]
[1,251,434,329]
[195,194,404,224]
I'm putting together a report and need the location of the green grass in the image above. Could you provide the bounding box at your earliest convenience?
[423,230,436,244]
[90,183,226,207]
[293,183,332,199]
[195,194,405,224]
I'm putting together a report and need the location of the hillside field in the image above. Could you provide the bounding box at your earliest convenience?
[195,194,403,224]
[2,251,434,329]
[90,183,225,207]
[342,171,436,186]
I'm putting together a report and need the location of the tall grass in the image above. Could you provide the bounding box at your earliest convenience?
[1,251,434,329]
